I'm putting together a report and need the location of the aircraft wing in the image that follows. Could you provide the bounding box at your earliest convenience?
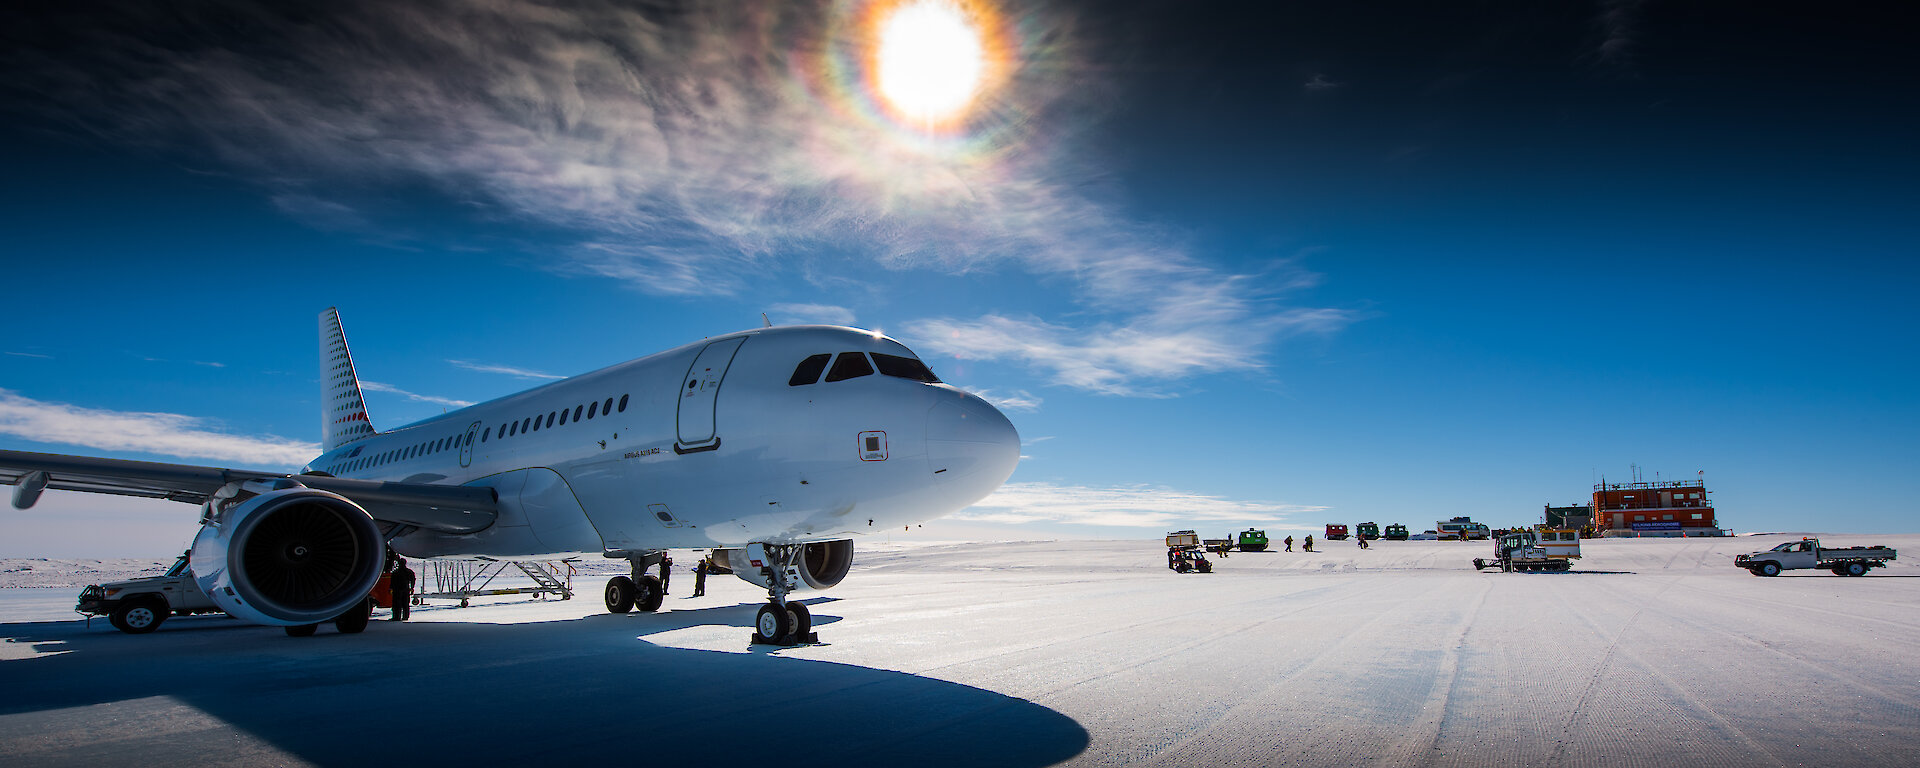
[1,449,496,534]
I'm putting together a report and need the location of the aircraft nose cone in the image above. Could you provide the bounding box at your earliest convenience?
[926,393,1020,502]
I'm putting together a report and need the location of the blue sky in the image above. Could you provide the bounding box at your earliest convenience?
[3,0,1916,557]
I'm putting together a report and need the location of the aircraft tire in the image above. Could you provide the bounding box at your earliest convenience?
[285,624,319,637]
[334,598,372,634]
[756,603,792,642]
[787,601,812,639]
[111,598,166,634]
[606,576,637,613]
[636,574,665,612]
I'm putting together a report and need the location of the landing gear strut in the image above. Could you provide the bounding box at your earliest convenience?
[604,551,666,614]
[750,543,818,646]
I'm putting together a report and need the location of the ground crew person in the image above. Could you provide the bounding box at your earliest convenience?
[1284,535,1294,552]
[1304,535,1314,552]
[658,554,673,595]
[390,558,416,621]
[1358,536,1370,549]
[692,558,708,597]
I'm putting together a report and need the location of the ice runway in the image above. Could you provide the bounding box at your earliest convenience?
[4,535,1917,767]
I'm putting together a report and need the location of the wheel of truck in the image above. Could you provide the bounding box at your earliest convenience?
[605,576,637,613]
[1830,566,1847,576]
[333,598,372,634]
[1758,562,1781,577]
[285,624,319,637]
[110,598,167,634]
[1845,562,1868,577]
[1198,560,1213,574]
[1175,561,1192,573]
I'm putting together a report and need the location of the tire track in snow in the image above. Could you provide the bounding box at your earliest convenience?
[1376,575,1492,768]
[1547,574,1788,768]
[1128,574,1468,767]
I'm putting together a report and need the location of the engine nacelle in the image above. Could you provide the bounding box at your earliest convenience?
[191,486,385,626]
[719,539,853,592]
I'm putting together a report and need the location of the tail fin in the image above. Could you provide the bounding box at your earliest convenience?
[320,307,376,452]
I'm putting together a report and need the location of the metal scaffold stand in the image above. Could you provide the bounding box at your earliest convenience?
[415,558,575,608]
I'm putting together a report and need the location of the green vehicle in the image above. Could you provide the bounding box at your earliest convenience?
[1237,528,1270,552]
[1383,523,1410,541]
[1355,522,1381,540]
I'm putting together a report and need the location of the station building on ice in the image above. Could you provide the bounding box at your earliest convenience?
[1546,472,1724,537]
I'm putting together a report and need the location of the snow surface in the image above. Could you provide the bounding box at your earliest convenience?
[3,535,1917,767]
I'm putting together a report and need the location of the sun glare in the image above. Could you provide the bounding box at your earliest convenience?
[874,0,987,127]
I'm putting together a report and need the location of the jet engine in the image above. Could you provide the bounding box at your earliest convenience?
[719,539,854,591]
[190,485,385,626]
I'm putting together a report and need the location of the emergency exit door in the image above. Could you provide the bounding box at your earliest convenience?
[675,337,745,453]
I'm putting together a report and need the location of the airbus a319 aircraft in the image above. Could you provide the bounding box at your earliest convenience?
[2,309,1020,643]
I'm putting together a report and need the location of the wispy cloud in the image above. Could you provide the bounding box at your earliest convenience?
[0,389,317,467]
[1593,0,1648,69]
[359,381,475,409]
[970,388,1042,412]
[5,352,51,359]
[11,1,1351,396]
[1304,73,1341,91]
[768,303,856,326]
[957,481,1325,529]
[447,359,564,381]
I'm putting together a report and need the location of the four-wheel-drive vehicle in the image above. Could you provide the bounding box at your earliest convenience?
[1355,522,1380,540]
[1735,538,1897,577]
[75,551,223,634]
[1382,524,1410,541]
[1436,517,1490,540]
[1237,528,1270,552]
[1473,528,1581,573]
[1167,547,1213,574]
[1324,523,1350,540]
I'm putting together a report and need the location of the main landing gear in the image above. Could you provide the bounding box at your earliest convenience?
[604,550,665,614]
[750,543,818,647]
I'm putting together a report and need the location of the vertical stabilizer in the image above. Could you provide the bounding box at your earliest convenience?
[320,308,376,452]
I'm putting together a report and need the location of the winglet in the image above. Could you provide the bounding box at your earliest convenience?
[320,308,376,452]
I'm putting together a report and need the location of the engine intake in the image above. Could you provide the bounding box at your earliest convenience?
[720,539,853,592]
[191,487,384,626]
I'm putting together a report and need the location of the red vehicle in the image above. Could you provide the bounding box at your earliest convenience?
[1325,523,1350,541]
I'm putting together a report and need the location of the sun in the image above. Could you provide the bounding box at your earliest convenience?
[873,0,988,127]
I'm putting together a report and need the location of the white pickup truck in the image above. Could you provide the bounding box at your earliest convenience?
[75,551,223,633]
[1734,538,1897,577]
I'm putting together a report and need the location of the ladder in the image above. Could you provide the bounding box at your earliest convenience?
[416,559,575,607]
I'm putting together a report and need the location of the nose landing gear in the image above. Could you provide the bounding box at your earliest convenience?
[750,543,818,646]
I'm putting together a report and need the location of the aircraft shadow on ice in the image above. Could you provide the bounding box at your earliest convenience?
[1,601,1090,767]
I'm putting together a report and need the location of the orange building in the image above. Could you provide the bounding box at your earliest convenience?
[1592,474,1718,535]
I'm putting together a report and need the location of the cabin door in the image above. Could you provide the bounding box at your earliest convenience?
[675,337,746,453]
[458,421,481,468]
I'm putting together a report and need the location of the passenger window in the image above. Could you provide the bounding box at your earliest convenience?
[522,417,532,433]
[547,412,556,428]
[618,394,629,412]
[789,354,831,386]
[483,428,491,442]
[603,397,614,415]
[825,352,875,382]
[588,402,598,419]
[532,416,541,432]
[574,405,584,422]
[559,409,568,426]
[872,353,941,383]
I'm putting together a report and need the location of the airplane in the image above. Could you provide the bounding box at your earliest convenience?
[2,308,1021,643]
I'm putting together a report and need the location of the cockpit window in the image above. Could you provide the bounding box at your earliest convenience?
[872,352,941,383]
[789,354,831,386]
[824,352,875,382]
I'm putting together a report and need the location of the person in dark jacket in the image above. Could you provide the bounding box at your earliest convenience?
[390,559,416,621]
[658,554,673,595]
[692,558,708,597]
[1284,535,1294,552]
[1303,535,1315,552]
